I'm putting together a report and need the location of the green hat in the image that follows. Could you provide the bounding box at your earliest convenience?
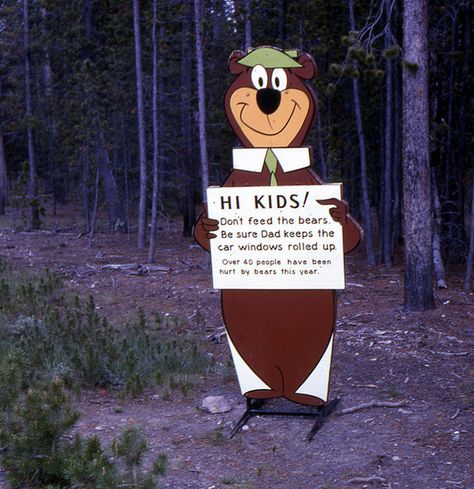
[237,47,302,69]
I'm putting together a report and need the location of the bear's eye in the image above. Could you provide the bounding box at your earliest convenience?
[251,65,268,90]
[271,68,287,91]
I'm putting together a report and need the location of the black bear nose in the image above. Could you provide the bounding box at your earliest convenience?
[256,88,281,115]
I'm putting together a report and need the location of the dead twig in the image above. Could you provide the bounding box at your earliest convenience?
[347,475,387,484]
[428,350,468,357]
[102,263,170,275]
[338,400,407,416]
[451,408,461,420]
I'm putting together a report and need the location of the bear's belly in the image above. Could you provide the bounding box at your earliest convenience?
[222,289,335,393]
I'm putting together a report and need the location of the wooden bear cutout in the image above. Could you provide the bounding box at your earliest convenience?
[194,46,362,406]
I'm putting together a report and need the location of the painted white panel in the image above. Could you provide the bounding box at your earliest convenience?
[232,148,267,172]
[226,333,271,395]
[295,334,334,402]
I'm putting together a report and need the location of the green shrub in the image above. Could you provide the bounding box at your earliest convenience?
[0,260,192,487]
[0,379,167,488]
[0,260,210,394]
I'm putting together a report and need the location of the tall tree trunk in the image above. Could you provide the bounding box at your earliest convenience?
[402,0,434,311]
[24,0,40,229]
[443,10,458,262]
[122,118,131,245]
[432,169,447,289]
[81,152,90,232]
[349,0,376,266]
[133,0,147,248]
[244,0,252,49]
[41,6,59,213]
[148,0,159,263]
[278,0,287,48]
[464,178,474,292]
[316,109,327,180]
[391,58,401,257]
[382,8,393,266]
[298,1,305,51]
[182,0,196,237]
[89,167,100,246]
[96,131,126,233]
[0,125,7,215]
[194,0,209,201]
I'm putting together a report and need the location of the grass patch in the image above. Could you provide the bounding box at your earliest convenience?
[0,257,210,487]
[0,258,210,400]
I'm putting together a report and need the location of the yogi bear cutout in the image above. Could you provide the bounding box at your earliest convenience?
[194,46,362,406]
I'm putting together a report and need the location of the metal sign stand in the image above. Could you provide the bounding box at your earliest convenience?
[229,397,340,441]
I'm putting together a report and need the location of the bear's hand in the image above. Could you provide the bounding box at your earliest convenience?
[317,198,348,225]
[201,215,219,240]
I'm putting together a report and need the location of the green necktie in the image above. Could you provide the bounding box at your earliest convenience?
[264,149,278,186]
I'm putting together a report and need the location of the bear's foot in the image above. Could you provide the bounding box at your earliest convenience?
[285,392,325,407]
[244,389,281,400]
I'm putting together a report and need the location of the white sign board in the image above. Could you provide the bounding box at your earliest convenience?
[207,185,345,289]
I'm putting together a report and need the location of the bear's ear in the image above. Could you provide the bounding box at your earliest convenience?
[295,53,317,80]
[228,50,247,74]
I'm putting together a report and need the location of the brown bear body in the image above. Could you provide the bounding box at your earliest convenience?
[193,47,362,406]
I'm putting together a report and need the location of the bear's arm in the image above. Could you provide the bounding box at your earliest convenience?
[193,172,236,252]
[305,169,363,254]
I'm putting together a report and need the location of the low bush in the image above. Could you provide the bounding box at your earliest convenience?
[0,258,208,487]
[0,258,210,397]
[0,378,167,488]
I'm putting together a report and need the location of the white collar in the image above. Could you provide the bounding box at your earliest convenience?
[232,147,311,173]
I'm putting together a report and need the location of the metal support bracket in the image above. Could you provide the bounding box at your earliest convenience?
[229,397,340,441]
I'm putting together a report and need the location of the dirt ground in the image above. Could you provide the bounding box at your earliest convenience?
[0,207,472,489]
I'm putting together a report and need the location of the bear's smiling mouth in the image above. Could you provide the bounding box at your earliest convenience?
[237,100,301,136]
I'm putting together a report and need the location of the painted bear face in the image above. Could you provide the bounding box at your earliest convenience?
[224,47,317,148]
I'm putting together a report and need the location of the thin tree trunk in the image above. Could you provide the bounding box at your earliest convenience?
[316,109,327,180]
[402,0,434,311]
[349,0,376,266]
[443,10,457,261]
[244,0,251,49]
[133,0,147,248]
[81,152,90,232]
[378,97,385,257]
[182,0,196,237]
[391,58,401,257]
[278,0,287,48]
[194,0,209,201]
[326,95,332,178]
[122,120,131,245]
[298,1,305,51]
[464,178,474,291]
[89,167,100,247]
[148,0,159,264]
[41,6,59,214]
[0,125,7,215]
[96,131,126,233]
[382,10,393,266]
[432,169,447,289]
[24,0,40,229]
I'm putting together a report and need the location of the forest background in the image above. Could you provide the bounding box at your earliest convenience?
[0,1,472,487]
[0,0,473,296]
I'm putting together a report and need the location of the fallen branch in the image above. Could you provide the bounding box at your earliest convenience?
[347,475,387,484]
[103,263,140,270]
[102,263,170,275]
[428,350,468,357]
[338,400,407,416]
